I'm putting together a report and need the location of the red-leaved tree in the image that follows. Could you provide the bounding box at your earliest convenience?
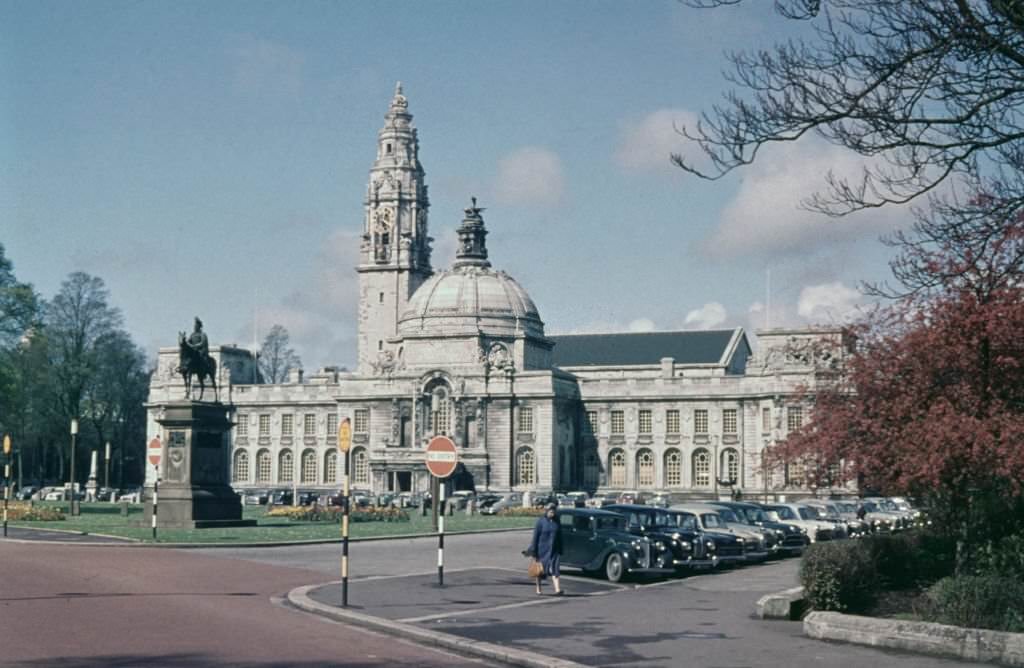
[773,193,1024,570]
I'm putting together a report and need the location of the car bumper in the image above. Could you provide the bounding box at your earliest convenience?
[627,566,677,576]
[744,550,770,562]
[675,557,718,570]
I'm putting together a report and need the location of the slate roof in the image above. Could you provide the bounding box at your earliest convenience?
[549,329,740,367]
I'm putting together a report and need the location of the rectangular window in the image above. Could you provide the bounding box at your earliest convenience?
[518,407,534,434]
[236,415,248,437]
[304,413,316,436]
[638,409,652,434]
[354,409,369,434]
[258,414,270,438]
[694,409,708,435]
[723,409,737,435]
[281,414,293,437]
[666,409,680,434]
[610,410,624,435]
[327,413,338,437]
[787,406,804,432]
[762,407,771,432]
[585,410,598,435]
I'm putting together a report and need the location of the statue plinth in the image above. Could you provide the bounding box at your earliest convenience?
[144,401,255,529]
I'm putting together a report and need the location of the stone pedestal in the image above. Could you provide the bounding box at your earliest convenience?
[144,401,255,529]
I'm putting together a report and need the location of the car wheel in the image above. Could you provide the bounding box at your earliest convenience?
[605,552,625,583]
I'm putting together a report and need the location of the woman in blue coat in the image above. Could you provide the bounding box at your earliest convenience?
[528,503,563,595]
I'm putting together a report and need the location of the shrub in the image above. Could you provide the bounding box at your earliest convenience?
[925,575,1024,633]
[799,540,877,612]
[862,533,920,590]
[974,533,1024,580]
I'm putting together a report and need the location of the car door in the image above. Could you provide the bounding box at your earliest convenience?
[558,512,581,564]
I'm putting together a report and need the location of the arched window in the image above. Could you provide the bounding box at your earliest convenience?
[609,449,627,488]
[664,449,682,487]
[516,447,535,486]
[324,451,338,484]
[352,447,369,486]
[583,452,600,490]
[636,449,655,488]
[721,448,739,485]
[232,450,249,483]
[256,449,272,484]
[300,449,317,484]
[692,448,710,487]
[430,387,451,436]
[278,450,294,484]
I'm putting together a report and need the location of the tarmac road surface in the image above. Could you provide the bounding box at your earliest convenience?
[0,540,492,667]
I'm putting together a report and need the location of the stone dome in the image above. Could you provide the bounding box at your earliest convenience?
[398,265,544,338]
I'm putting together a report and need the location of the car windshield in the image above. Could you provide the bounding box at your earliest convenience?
[798,507,818,520]
[837,502,856,512]
[772,506,797,520]
[701,513,725,528]
[596,516,625,531]
[745,508,766,522]
[879,499,898,511]
[863,501,879,512]
[666,513,698,531]
[716,508,740,523]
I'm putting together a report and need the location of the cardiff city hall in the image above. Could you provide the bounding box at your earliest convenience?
[146,85,849,501]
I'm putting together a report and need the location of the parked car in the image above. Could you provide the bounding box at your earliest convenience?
[95,486,117,502]
[857,499,903,532]
[449,490,476,510]
[42,487,66,501]
[244,489,271,505]
[564,491,589,508]
[648,493,671,509]
[762,503,836,542]
[604,504,717,572]
[16,485,39,501]
[665,508,743,565]
[553,508,676,582]
[530,490,557,508]
[480,493,522,515]
[117,487,143,503]
[712,500,807,556]
[804,501,856,538]
[592,492,619,508]
[675,503,768,562]
[616,490,647,505]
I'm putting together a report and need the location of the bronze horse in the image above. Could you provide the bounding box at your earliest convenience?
[178,332,218,401]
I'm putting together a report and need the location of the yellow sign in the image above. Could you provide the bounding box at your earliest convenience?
[337,417,352,453]
[2,435,9,455]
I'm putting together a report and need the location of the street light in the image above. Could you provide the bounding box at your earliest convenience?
[69,418,79,516]
[104,441,111,495]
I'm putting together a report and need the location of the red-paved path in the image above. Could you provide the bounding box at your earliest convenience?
[0,541,490,667]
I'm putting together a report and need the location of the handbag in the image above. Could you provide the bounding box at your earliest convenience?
[527,558,544,579]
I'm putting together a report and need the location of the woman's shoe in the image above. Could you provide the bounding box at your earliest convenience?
[554,590,564,596]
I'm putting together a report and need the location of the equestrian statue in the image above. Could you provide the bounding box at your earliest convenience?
[178,317,218,402]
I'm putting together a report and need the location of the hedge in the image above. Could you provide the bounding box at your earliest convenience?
[925,575,1024,633]
[799,540,877,613]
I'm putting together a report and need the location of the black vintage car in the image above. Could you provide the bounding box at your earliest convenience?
[555,508,676,582]
[604,504,717,572]
[667,507,746,566]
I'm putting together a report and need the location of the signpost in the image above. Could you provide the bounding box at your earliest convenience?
[148,437,161,540]
[426,436,458,586]
[338,417,351,607]
[3,435,11,538]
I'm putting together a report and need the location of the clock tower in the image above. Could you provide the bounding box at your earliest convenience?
[356,83,433,374]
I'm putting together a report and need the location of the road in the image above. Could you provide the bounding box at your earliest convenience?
[0,539,491,667]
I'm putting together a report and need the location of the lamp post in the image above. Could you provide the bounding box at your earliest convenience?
[69,418,79,516]
[505,364,515,490]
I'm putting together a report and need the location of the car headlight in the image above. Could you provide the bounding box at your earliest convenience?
[706,540,716,550]
[655,541,666,550]
[737,537,745,543]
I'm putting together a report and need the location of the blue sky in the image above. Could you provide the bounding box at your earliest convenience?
[2,1,905,370]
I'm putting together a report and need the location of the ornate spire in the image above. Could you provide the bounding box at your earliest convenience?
[453,196,490,268]
[388,80,409,117]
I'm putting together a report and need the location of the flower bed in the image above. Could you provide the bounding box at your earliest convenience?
[264,505,410,523]
[3,502,65,521]
[496,506,544,517]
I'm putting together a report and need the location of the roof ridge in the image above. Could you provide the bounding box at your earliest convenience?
[550,329,736,337]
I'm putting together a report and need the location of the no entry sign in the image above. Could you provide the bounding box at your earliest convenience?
[147,437,162,467]
[425,436,457,478]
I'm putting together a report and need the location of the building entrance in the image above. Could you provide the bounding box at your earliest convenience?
[388,471,412,492]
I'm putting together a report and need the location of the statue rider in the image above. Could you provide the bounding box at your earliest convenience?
[187,317,209,361]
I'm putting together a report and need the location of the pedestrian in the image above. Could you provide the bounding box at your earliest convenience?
[856,502,866,521]
[526,502,563,596]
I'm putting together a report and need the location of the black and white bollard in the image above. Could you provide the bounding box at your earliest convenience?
[437,483,445,587]
[151,467,159,541]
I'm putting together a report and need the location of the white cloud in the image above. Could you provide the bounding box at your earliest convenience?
[628,318,656,332]
[494,147,564,207]
[683,302,727,329]
[706,139,907,258]
[797,282,864,324]
[616,108,699,172]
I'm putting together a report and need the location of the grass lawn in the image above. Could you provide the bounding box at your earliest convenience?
[10,502,536,544]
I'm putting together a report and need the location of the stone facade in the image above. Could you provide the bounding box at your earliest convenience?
[145,85,853,500]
